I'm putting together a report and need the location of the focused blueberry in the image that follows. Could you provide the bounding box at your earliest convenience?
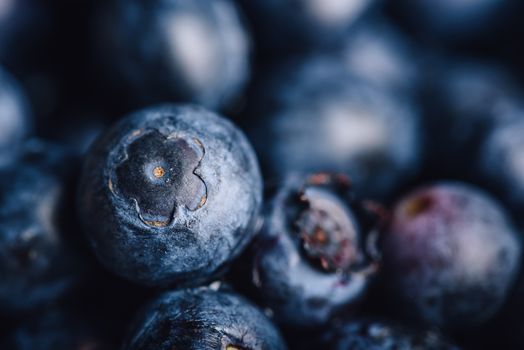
[479,113,524,215]
[394,0,515,38]
[78,104,262,286]
[0,66,31,167]
[95,0,250,110]
[122,286,287,350]
[238,0,377,53]
[251,173,381,327]
[420,59,523,176]
[320,319,460,350]
[247,60,421,198]
[0,141,86,312]
[380,182,522,329]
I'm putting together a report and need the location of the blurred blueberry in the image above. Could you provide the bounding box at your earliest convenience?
[479,113,524,215]
[122,286,287,350]
[0,0,52,67]
[381,182,522,329]
[0,141,87,313]
[0,66,31,167]
[2,306,113,350]
[238,0,378,53]
[335,18,420,93]
[78,104,262,287]
[248,59,421,198]
[251,173,381,327]
[95,0,250,110]
[395,0,515,39]
[420,59,524,176]
[320,319,460,349]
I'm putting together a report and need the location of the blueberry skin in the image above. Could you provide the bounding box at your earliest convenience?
[96,0,250,109]
[238,0,377,53]
[0,141,85,312]
[0,67,31,167]
[381,182,522,329]
[122,287,287,350]
[320,319,460,350]
[248,60,421,198]
[78,104,262,286]
[479,115,524,215]
[252,173,381,327]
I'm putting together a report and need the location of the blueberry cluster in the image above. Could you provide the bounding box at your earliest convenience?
[2,1,524,349]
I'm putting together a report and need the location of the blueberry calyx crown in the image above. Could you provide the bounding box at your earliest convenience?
[112,129,207,227]
[289,173,382,274]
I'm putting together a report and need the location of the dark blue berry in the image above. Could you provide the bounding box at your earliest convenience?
[95,0,250,109]
[395,0,515,38]
[251,173,381,327]
[320,319,461,350]
[248,60,421,198]
[238,0,377,52]
[334,18,420,93]
[421,59,523,176]
[381,182,521,329]
[78,104,262,286]
[2,306,113,350]
[0,0,52,67]
[0,141,86,312]
[122,286,287,350]
[479,114,524,216]
[0,66,31,167]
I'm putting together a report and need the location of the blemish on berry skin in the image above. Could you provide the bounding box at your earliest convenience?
[130,129,142,138]
[225,345,243,350]
[108,178,115,194]
[404,194,433,218]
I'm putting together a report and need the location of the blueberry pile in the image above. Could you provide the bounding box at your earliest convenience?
[2,1,524,349]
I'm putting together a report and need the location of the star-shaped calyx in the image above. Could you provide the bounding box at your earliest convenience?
[114,130,207,227]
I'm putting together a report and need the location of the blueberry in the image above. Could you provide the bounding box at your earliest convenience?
[248,60,421,198]
[381,182,522,329]
[0,66,31,167]
[479,115,524,215]
[95,0,250,109]
[0,141,86,312]
[335,18,420,94]
[0,0,52,67]
[238,0,377,53]
[78,104,262,286]
[320,319,460,350]
[395,0,515,38]
[251,173,381,327]
[122,286,287,350]
[421,59,523,176]
[2,306,113,350]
